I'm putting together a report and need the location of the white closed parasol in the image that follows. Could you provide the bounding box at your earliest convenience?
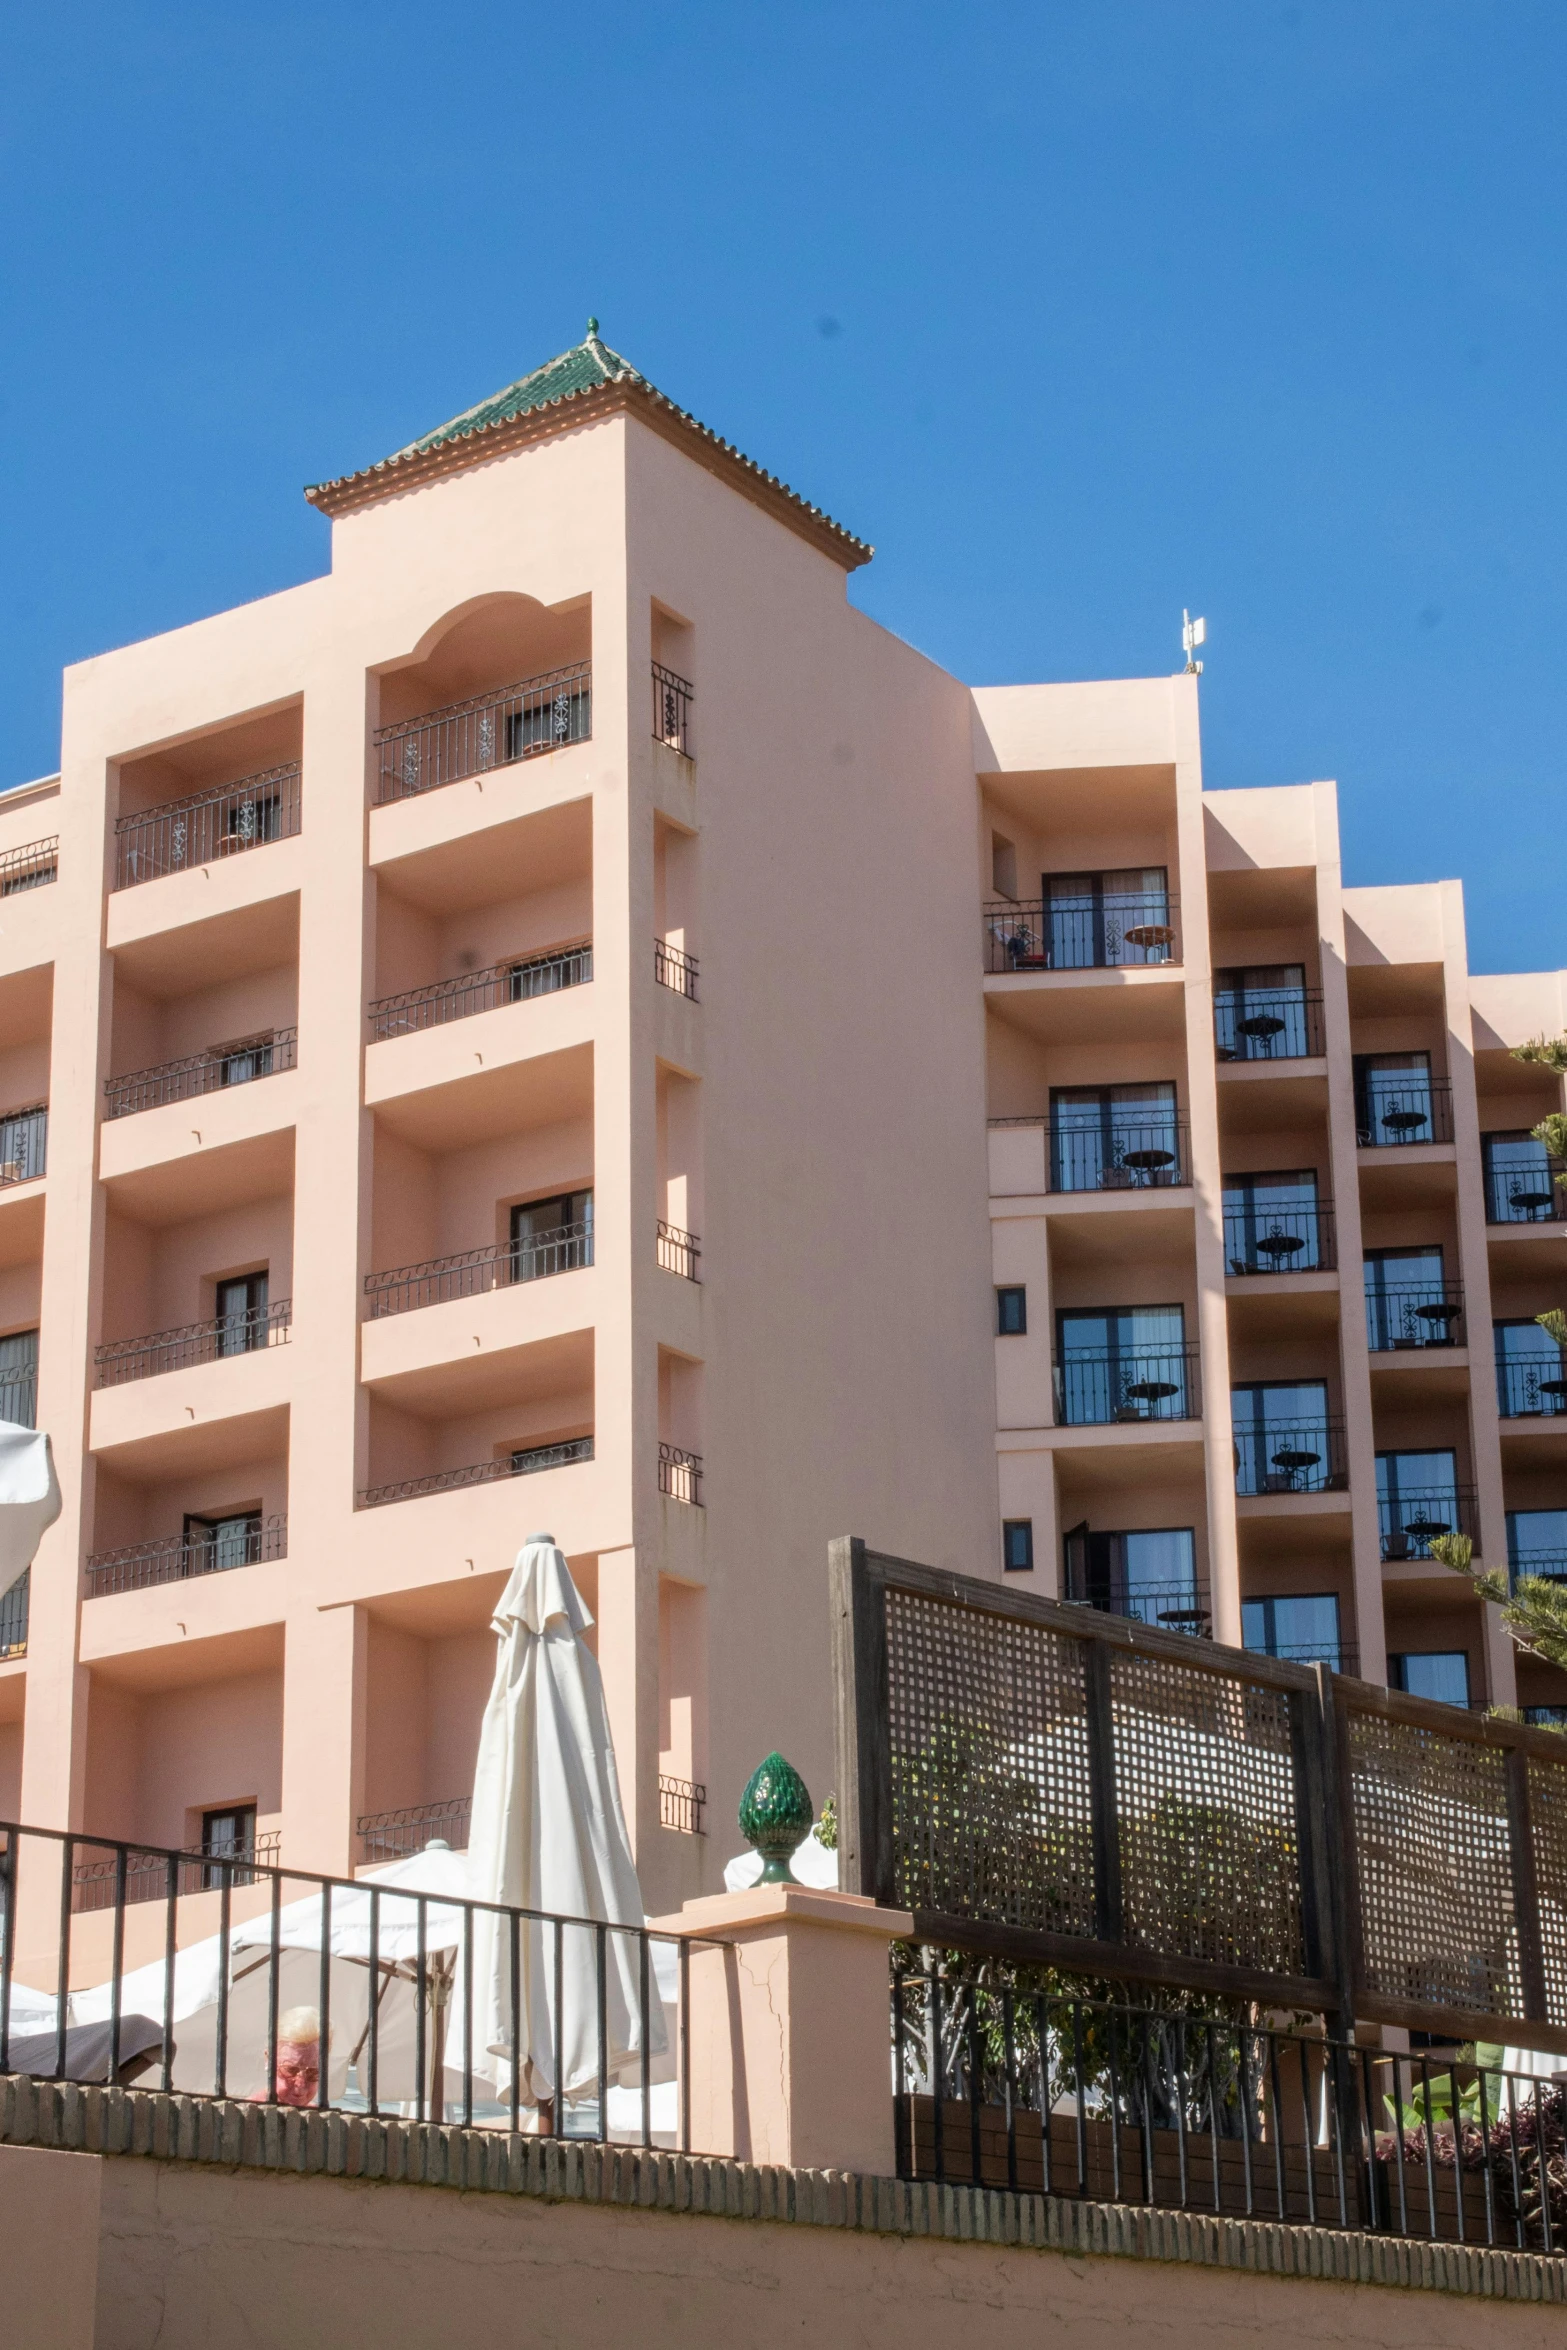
[0,1421,61,1642]
[468,1533,663,2108]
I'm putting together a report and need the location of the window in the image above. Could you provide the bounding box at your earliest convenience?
[183,1511,262,1574]
[1495,1318,1567,1418]
[221,790,283,849]
[1214,965,1311,1061]
[1242,1592,1342,1668]
[990,834,1018,900]
[215,1272,268,1358]
[1389,1651,1470,1707]
[1364,1247,1456,1350]
[217,1033,276,1087]
[1057,1306,1188,1424]
[1231,1380,1336,1493]
[1507,1508,1567,1584]
[1376,1449,1461,1559]
[1002,1519,1034,1573]
[996,1286,1027,1336]
[1353,1051,1434,1146]
[0,1328,38,1429]
[1042,868,1171,969]
[1222,1170,1323,1275]
[510,1191,594,1280]
[1483,1130,1561,1224]
[200,1804,258,1889]
[1050,1083,1181,1192]
[1063,1524,1203,1631]
[0,1105,46,1182]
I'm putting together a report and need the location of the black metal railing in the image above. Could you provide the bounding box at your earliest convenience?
[1484,1135,1567,1223]
[94,1300,292,1386]
[1378,1486,1477,1561]
[357,1798,472,1861]
[1366,1278,1465,1351]
[367,944,592,1040]
[1048,1119,1189,1192]
[0,836,58,896]
[0,1107,47,1186]
[1510,1553,1567,1589]
[652,663,693,757]
[654,939,699,999]
[0,1569,26,1659]
[1223,1202,1335,1275]
[103,1028,297,1120]
[71,1832,282,1913]
[1524,1705,1567,1729]
[84,1515,288,1598]
[658,1443,703,1505]
[1065,1580,1213,1637]
[1234,1418,1348,1496]
[1356,1082,1454,1148]
[359,1437,594,1510]
[1214,988,1325,1061]
[984,895,1181,974]
[0,1819,684,2144]
[364,1225,592,1320]
[891,1963,1567,2248]
[0,1372,36,1431]
[114,765,301,890]
[1054,1346,1200,1426]
[658,1777,707,1835]
[1247,1639,1361,1674]
[655,1221,701,1280]
[374,663,592,804]
[1497,1353,1567,1420]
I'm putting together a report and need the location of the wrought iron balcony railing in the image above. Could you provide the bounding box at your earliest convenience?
[1214,987,1325,1061]
[114,764,301,890]
[1053,1345,1200,1426]
[367,943,592,1039]
[71,1831,281,1911]
[1356,1081,1454,1148]
[654,938,699,999]
[1064,1580,1213,1637]
[0,1106,47,1186]
[1378,1486,1477,1561]
[658,1442,704,1504]
[1484,1132,1567,1223]
[94,1299,292,1385]
[374,662,592,803]
[1496,1354,1567,1419]
[658,1775,707,1834]
[85,1514,287,1598]
[0,1566,27,1658]
[357,1797,472,1861]
[652,662,694,757]
[1365,1278,1465,1351]
[1510,1553,1567,1588]
[103,1028,296,1119]
[1234,1418,1348,1496]
[0,1373,36,1431]
[1245,1637,1361,1673]
[1223,1202,1336,1275]
[364,1223,591,1320]
[1044,1117,1189,1192]
[0,835,58,895]
[358,1436,594,1509]
[984,894,1181,974]
[656,1221,701,1280]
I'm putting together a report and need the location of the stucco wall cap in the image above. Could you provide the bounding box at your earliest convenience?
[648,1885,915,1939]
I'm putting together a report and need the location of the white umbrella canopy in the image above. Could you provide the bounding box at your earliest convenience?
[0,1422,60,1591]
[468,1533,664,2106]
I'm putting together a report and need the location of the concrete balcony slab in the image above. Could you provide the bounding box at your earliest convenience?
[105,833,305,955]
[365,1002,593,1150]
[369,743,592,877]
[360,1271,597,1411]
[99,1088,297,1222]
[984,964,1186,1045]
[90,1346,292,1474]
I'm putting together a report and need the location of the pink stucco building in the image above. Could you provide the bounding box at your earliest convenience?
[0,323,1561,1912]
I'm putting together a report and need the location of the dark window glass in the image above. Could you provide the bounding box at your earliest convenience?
[1354,1050,1433,1145]
[201,1804,258,1888]
[1057,1305,1187,1423]
[1242,1592,1341,1667]
[1214,965,1310,1061]
[0,1327,38,1428]
[996,1286,1027,1335]
[510,1191,594,1279]
[1042,868,1171,968]
[1050,1083,1180,1192]
[1363,1246,1456,1350]
[1002,1520,1034,1573]
[1495,1318,1567,1417]
[1507,1509,1567,1582]
[1389,1651,1470,1707]
[1222,1169,1322,1274]
[215,1272,268,1358]
[1376,1448,1460,1558]
[1231,1379,1334,1493]
[1483,1130,1560,1223]
[1063,1522,1201,1630]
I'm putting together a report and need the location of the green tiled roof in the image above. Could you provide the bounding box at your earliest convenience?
[305,320,872,567]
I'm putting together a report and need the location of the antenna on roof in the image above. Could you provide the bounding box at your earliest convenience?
[1181,611,1206,675]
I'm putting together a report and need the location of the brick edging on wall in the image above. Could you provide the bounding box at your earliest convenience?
[3,2072,1564,2305]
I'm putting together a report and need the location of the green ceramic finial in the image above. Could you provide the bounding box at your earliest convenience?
[738,1752,814,1885]
[586,315,600,339]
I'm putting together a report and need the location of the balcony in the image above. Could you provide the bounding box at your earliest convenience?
[1366,1275,1465,1351]
[0,836,57,896]
[1066,1580,1212,1636]
[0,1566,26,1658]
[1496,1351,1567,1420]
[1053,1344,1200,1426]
[85,1512,287,1597]
[654,939,699,1000]
[1223,1201,1335,1276]
[984,889,1181,974]
[95,1299,292,1386]
[0,1105,47,1186]
[1039,1114,1189,1193]
[658,1442,704,1504]
[364,1223,591,1320]
[1234,1417,1348,1496]
[652,663,694,758]
[658,1774,707,1833]
[104,1028,297,1120]
[374,663,592,805]
[1214,987,1325,1062]
[367,943,591,1042]
[359,1435,594,1509]
[71,1830,281,1911]
[1355,1078,1454,1148]
[114,765,301,891]
[1511,1554,1567,1589]
[656,1221,702,1280]
[1484,1131,1567,1224]
[1378,1486,1476,1561]
[358,1797,471,1860]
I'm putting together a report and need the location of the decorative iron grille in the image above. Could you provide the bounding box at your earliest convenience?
[1213,986,1325,1061]
[114,765,300,889]
[655,1221,701,1281]
[651,662,694,756]
[658,1776,707,1834]
[0,1567,26,1659]
[85,1515,287,1598]
[1356,1081,1455,1147]
[358,1437,594,1509]
[103,1029,297,1119]
[654,938,699,999]
[374,663,591,803]
[367,944,592,1039]
[0,836,58,895]
[658,1443,703,1505]
[356,1797,472,1860]
[94,1299,292,1385]
[364,1225,592,1319]
[984,894,1181,973]
[0,1106,46,1186]
[70,1831,281,1911]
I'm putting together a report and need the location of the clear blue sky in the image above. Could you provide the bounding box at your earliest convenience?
[3,3,1561,973]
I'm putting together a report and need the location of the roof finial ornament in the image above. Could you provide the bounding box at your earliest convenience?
[586,315,600,340]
